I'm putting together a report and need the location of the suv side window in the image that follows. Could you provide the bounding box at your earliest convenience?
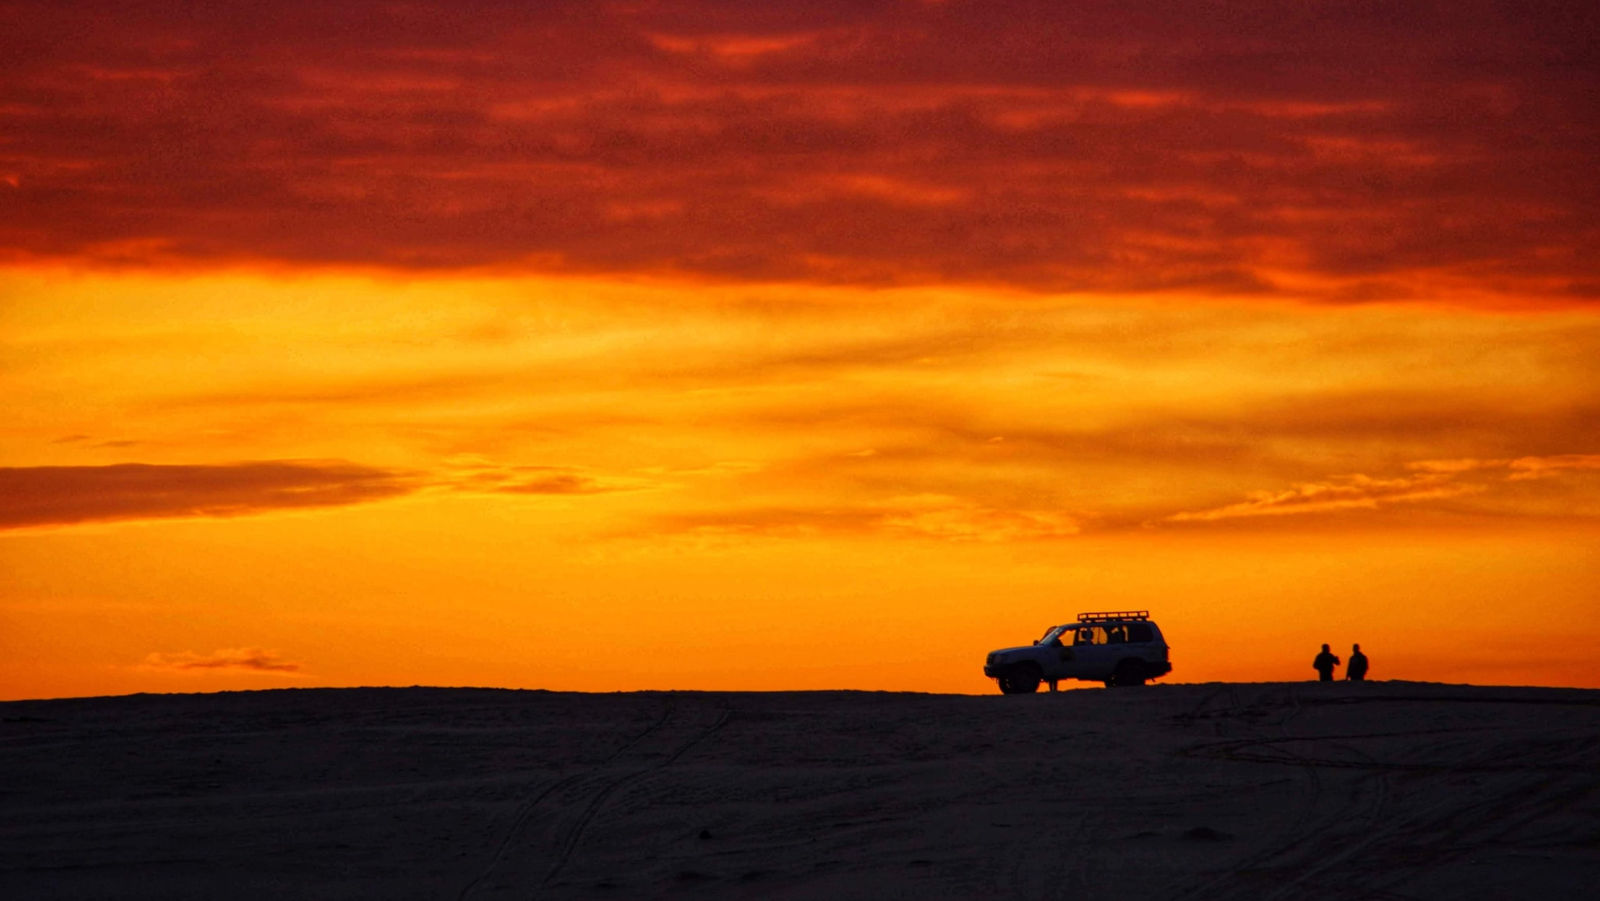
[1127,622,1153,643]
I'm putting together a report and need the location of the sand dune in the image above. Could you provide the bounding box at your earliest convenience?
[2,682,1596,899]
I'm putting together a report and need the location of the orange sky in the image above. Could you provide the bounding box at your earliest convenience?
[3,2,1597,699]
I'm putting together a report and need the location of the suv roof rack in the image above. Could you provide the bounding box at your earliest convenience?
[1076,610,1149,623]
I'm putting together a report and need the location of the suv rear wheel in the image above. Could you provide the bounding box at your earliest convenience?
[1106,659,1147,688]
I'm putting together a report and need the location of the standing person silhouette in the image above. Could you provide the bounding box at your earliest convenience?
[1347,644,1368,681]
[1313,643,1340,682]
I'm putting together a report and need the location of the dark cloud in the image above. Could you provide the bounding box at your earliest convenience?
[1,1,1595,302]
[0,460,418,529]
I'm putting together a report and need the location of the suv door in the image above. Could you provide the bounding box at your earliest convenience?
[1071,625,1114,678]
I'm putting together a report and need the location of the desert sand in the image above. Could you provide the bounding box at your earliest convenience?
[2,682,1596,899]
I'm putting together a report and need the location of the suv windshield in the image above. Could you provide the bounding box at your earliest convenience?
[1037,625,1069,646]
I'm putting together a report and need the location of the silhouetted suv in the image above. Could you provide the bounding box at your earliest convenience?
[983,611,1172,693]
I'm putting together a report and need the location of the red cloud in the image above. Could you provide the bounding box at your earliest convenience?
[1,1,1595,304]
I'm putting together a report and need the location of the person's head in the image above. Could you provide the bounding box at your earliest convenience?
[1352,643,1361,652]
[1321,643,1330,652]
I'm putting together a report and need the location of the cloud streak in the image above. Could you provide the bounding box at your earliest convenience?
[0,460,418,529]
[2,1,1595,303]
[445,462,645,496]
[141,647,302,674]
[1411,454,1600,481]
[0,457,661,531]
[1166,454,1600,525]
[652,494,1082,543]
[1164,473,1478,523]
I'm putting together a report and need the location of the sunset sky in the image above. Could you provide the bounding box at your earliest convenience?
[3,1,1597,699]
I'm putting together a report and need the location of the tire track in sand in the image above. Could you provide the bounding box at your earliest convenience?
[1163,685,1378,901]
[457,696,730,900]
[1164,698,1583,901]
[539,706,731,889]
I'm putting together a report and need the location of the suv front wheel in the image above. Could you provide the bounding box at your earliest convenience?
[999,663,1042,694]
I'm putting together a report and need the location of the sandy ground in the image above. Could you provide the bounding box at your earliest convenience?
[1,682,1596,899]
